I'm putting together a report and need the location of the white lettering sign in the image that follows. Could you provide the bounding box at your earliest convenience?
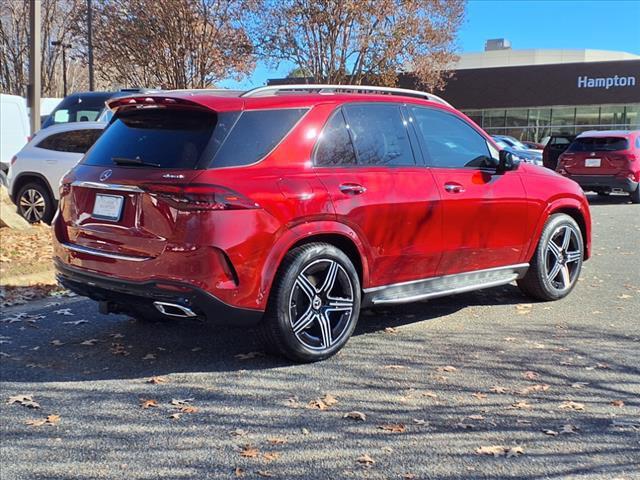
[577,75,636,89]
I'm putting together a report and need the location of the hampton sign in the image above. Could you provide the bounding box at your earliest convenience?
[577,75,637,89]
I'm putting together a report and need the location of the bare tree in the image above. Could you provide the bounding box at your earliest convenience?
[0,0,83,97]
[255,0,466,89]
[76,0,257,89]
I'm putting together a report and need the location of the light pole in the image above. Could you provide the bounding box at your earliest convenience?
[51,40,72,96]
[29,0,41,136]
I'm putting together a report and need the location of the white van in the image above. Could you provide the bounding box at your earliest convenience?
[0,94,31,185]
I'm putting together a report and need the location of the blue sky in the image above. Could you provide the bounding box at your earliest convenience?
[220,0,640,89]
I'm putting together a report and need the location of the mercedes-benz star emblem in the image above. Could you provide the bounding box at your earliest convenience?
[99,169,113,182]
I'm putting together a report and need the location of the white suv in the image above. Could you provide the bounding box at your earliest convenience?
[7,122,105,223]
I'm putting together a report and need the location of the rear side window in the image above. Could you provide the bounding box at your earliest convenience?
[343,104,415,166]
[314,110,357,167]
[568,137,629,152]
[36,129,103,153]
[411,106,492,168]
[551,137,571,146]
[211,109,307,168]
[43,94,111,128]
[83,109,220,169]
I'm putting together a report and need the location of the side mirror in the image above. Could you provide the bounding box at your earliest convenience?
[497,149,519,173]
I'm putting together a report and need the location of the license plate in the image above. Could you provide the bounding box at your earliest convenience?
[92,194,124,221]
[585,158,601,167]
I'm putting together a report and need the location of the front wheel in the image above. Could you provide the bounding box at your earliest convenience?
[260,243,361,362]
[518,214,584,301]
[17,182,54,224]
[630,184,640,204]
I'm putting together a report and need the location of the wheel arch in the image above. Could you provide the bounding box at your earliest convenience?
[11,172,55,204]
[259,222,371,308]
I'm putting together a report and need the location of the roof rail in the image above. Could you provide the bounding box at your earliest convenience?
[240,84,452,107]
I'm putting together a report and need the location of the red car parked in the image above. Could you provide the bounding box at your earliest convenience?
[556,130,640,203]
[53,85,591,362]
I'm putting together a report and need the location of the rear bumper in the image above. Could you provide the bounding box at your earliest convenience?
[566,175,638,193]
[54,259,264,327]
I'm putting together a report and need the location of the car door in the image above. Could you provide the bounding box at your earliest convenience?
[313,103,443,288]
[409,105,529,276]
[34,128,104,198]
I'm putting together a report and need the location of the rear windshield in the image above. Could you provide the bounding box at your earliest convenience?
[42,94,111,128]
[82,107,307,170]
[568,137,629,152]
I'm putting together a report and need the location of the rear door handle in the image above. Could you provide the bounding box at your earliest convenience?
[444,182,465,193]
[339,183,367,195]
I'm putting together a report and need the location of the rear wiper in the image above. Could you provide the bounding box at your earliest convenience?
[112,156,161,167]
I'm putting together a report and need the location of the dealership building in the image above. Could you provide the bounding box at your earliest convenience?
[269,41,639,142]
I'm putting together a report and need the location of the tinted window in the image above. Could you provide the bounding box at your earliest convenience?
[343,104,415,166]
[550,136,572,146]
[37,129,103,153]
[211,109,307,168]
[83,109,219,169]
[411,107,492,168]
[568,137,629,152]
[314,110,357,167]
[42,94,111,128]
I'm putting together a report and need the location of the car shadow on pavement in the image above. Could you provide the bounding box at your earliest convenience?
[0,284,530,383]
[585,193,635,206]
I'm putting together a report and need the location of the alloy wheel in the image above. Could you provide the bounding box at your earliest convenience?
[288,259,355,351]
[19,188,46,223]
[544,225,582,292]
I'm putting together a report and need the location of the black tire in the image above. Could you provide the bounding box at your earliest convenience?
[631,184,640,204]
[259,243,361,363]
[16,182,54,224]
[518,213,584,301]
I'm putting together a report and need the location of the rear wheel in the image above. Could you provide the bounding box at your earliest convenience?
[260,243,361,362]
[17,182,54,224]
[518,214,584,301]
[631,184,640,204]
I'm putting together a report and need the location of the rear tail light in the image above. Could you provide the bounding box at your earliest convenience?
[142,183,259,211]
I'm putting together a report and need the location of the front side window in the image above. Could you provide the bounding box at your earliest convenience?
[314,109,357,167]
[343,104,415,166]
[36,129,103,153]
[411,107,492,168]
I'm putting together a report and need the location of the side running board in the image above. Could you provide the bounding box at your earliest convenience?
[362,264,529,306]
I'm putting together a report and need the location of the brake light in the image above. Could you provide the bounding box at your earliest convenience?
[142,183,259,211]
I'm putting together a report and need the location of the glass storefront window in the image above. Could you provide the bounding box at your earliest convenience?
[575,106,600,127]
[484,109,506,129]
[527,108,551,142]
[600,105,625,127]
[463,110,483,127]
[625,105,640,128]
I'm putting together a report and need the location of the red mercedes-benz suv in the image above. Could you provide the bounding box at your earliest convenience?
[53,85,591,362]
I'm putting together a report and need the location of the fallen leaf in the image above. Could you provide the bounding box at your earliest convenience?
[80,339,99,346]
[438,365,457,372]
[471,392,487,399]
[383,364,407,370]
[256,471,274,478]
[378,423,406,433]
[54,308,74,316]
[510,401,532,410]
[516,384,550,395]
[559,401,585,411]
[234,467,245,477]
[515,304,532,314]
[571,382,589,389]
[140,399,158,409]
[147,376,168,384]
[62,319,88,325]
[7,395,40,409]
[506,446,524,458]
[610,400,625,407]
[356,454,375,465]
[267,437,287,445]
[262,452,280,462]
[490,386,508,394]
[142,353,156,360]
[412,418,427,425]
[457,422,475,429]
[239,445,259,458]
[384,327,399,335]
[179,405,199,414]
[476,445,524,457]
[230,428,248,437]
[523,371,540,380]
[170,398,194,406]
[26,414,60,427]
[168,413,182,420]
[301,427,310,435]
[402,474,416,480]
[421,391,438,399]
[617,294,632,299]
[344,411,366,421]
[542,429,559,436]
[50,339,64,346]
[560,424,578,434]
[307,393,338,410]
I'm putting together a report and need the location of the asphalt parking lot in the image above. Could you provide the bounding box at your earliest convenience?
[1,194,639,480]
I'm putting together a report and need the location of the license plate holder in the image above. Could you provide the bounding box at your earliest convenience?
[92,194,124,221]
[585,158,601,167]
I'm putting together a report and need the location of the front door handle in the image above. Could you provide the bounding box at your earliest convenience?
[339,183,367,195]
[444,182,465,193]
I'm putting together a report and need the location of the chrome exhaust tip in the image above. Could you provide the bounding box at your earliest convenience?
[153,301,197,318]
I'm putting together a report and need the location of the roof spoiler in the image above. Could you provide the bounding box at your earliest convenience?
[106,95,212,113]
